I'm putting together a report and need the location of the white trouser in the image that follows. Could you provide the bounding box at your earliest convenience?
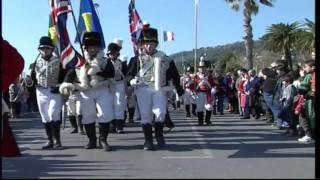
[66,92,81,116]
[184,89,196,105]
[196,92,212,112]
[80,86,114,124]
[135,86,168,124]
[113,81,126,120]
[36,87,63,123]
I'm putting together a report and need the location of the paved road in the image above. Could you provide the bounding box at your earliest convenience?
[2,110,315,179]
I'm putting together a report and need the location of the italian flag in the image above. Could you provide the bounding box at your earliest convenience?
[163,31,175,41]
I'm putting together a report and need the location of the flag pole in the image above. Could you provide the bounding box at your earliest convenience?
[194,0,198,72]
[67,0,85,57]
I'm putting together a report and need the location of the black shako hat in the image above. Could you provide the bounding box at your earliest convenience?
[83,32,101,47]
[39,36,54,49]
[139,28,158,44]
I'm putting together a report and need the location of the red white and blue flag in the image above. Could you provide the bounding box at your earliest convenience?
[128,0,143,55]
[49,0,85,69]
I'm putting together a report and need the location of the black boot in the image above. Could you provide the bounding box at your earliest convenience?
[185,104,191,117]
[42,122,53,149]
[197,112,204,126]
[124,111,127,123]
[164,111,174,133]
[128,108,135,123]
[116,120,125,134]
[52,121,63,149]
[109,120,117,133]
[154,122,166,148]
[77,115,85,135]
[142,123,154,150]
[99,123,112,151]
[69,116,78,133]
[172,102,176,110]
[177,101,181,109]
[192,104,197,116]
[212,105,217,115]
[84,123,97,149]
[205,110,212,125]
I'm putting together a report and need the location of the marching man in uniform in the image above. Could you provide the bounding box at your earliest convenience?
[107,38,128,134]
[59,32,115,151]
[181,65,197,117]
[127,27,185,150]
[66,92,85,135]
[194,57,214,126]
[26,36,65,149]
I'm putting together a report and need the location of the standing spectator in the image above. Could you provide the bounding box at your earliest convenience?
[272,62,289,128]
[20,79,30,113]
[297,60,315,143]
[235,69,244,116]
[8,78,24,118]
[229,72,238,113]
[278,74,298,136]
[242,69,261,119]
[261,68,277,124]
[215,71,226,115]
[239,69,250,119]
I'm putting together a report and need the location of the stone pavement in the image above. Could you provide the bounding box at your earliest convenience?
[2,110,315,179]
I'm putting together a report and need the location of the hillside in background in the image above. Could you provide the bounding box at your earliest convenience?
[169,40,310,73]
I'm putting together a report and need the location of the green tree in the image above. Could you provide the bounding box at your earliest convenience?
[215,53,243,73]
[261,22,303,70]
[296,18,315,54]
[225,0,274,69]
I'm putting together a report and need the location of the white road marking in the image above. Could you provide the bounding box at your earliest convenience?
[162,156,213,159]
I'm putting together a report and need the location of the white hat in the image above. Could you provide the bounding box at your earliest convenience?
[143,21,150,26]
[112,38,123,48]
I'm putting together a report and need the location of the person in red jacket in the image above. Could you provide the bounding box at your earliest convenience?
[194,57,215,126]
[181,65,197,117]
[1,38,25,157]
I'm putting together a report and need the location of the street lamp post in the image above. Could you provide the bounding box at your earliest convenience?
[194,0,199,72]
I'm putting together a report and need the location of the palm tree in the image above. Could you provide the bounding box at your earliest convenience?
[225,0,274,69]
[296,18,315,54]
[261,22,303,70]
[215,53,243,73]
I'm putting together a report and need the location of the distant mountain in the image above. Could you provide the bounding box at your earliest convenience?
[169,40,285,72]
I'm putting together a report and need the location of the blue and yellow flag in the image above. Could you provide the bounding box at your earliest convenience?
[75,0,105,49]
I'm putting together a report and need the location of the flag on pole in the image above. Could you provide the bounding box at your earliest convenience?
[49,0,85,69]
[48,14,58,46]
[75,0,105,49]
[129,0,143,55]
[163,31,175,42]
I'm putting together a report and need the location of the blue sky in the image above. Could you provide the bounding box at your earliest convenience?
[2,0,315,72]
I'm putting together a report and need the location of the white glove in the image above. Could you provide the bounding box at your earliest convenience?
[130,78,139,86]
[205,103,212,110]
[211,87,217,95]
[59,82,75,96]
